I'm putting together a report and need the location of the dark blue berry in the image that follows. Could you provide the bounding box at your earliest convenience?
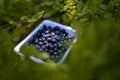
[53,43,57,47]
[34,38,39,44]
[38,38,42,42]
[61,29,66,33]
[38,42,43,46]
[53,26,60,31]
[47,26,52,31]
[43,40,48,44]
[41,45,46,49]
[45,30,50,34]
[58,50,62,53]
[41,37,46,41]
[54,31,60,35]
[51,38,56,43]
[47,37,52,43]
[39,48,43,52]
[43,25,47,30]
[53,52,58,55]
[48,50,53,54]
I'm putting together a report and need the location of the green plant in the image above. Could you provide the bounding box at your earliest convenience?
[0,0,120,80]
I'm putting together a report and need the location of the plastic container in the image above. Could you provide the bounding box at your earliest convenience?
[14,20,77,64]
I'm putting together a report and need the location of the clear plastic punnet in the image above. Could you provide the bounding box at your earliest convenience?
[14,20,77,64]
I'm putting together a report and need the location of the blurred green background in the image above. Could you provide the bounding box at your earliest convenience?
[0,0,120,80]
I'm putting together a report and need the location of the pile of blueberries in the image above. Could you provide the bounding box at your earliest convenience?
[28,25,73,61]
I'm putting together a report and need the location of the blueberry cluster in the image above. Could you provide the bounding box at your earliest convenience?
[28,25,73,61]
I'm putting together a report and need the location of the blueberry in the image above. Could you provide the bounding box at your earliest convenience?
[47,26,52,31]
[47,37,52,43]
[53,47,58,51]
[65,36,68,40]
[45,43,49,47]
[55,36,60,41]
[49,44,54,49]
[51,32,55,36]
[62,34,66,37]
[41,37,46,41]
[41,45,46,49]
[58,50,62,53]
[61,29,66,33]
[39,48,44,51]
[57,43,62,47]
[51,38,56,43]
[43,40,48,44]
[38,38,42,42]
[46,34,51,37]
[41,33,45,36]
[53,43,57,47]
[43,34,47,38]
[45,48,48,52]
[38,42,43,46]
[53,26,60,31]
[48,50,53,54]
[53,52,58,55]
[45,30,50,34]
[54,31,60,35]
[65,32,68,36]
[43,25,47,30]
[34,38,39,44]
[37,30,42,37]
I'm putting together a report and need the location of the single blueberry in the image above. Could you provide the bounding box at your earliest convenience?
[51,32,55,36]
[39,48,44,52]
[37,30,42,36]
[41,33,45,36]
[45,30,50,34]
[47,26,52,31]
[47,37,52,43]
[65,32,68,36]
[38,38,42,42]
[48,43,54,49]
[51,38,56,43]
[43,40,48,44]
[57,43,62,47]
[53,52,58,56]
[58,50,62,54]
[53,43,58,47]
[46,34,52,37]
[48,50,53,54]
[55,36,60,41]
[45,43,49,48]
[41,37,46,41]
[53,26,60,31]
[45,48,48,52]
[54,31,60,35]
[38,42,43,46]
[53,47,58,51]
[34,38,39,44]
[43,34,47,38]
[61,29,66,33]
[41,45,46,49]
[43,25,47,30]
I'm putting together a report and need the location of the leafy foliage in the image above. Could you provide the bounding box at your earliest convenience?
[0,0,120,80]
